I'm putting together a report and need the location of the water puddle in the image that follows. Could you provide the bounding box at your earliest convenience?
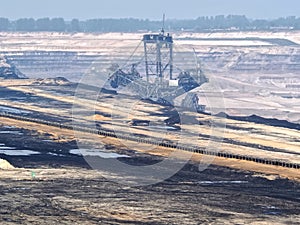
[0,150,40,156]
[0,106,31,114]
[0,131,23,135]
[0,143,39,156]
[69,149,130,158]
[0,146,16,150]
[148,125,179,131]
[197,181,249,185]
[48,152,65,157]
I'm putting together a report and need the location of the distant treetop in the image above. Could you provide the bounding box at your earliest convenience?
[0,16,300,32]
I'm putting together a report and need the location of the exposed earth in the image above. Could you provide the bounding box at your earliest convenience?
[0,31,299,224]
[0,123,299,225]
[0,81,299,224]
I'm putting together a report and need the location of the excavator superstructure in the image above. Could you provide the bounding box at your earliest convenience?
[108,19,208,111]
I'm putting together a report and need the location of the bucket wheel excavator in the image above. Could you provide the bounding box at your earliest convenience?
[108,25,208,112]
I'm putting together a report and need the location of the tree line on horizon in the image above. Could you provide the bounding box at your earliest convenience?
[0,15,300,32]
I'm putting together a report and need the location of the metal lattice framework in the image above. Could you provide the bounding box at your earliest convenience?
[143,32,173,83]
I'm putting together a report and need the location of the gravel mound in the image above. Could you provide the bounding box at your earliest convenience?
[0,158,15,170]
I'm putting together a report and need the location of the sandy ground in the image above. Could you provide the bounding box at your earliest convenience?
[0,93,299,224]
[0,165,299,225]
[0,31,299,223]
[0,81,299,166]
[0,114,299,183]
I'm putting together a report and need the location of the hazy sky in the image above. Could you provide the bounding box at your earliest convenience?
[0,0,299,20]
